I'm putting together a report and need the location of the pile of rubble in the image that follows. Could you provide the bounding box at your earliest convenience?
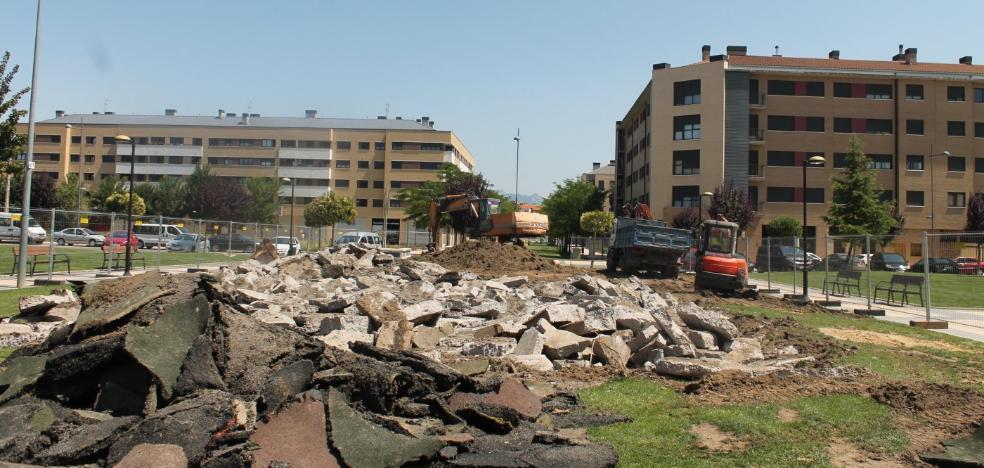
[208,244,815,378]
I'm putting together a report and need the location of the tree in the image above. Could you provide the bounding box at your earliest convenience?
[765,216,801,238]
[54,174,82,210]
[244,177,281,223]
[579,210,615,267]
[104,191,146,216]
[87,176,125,212]
[7,173,58,210]
[133,183,157,214]
[183,165,215,217]
[708,183,757,233]
[200,177,252,221]
[966,193,984,269]
[540,179,605,254]
[671,208,700,232]
[304,192,357,249]
[398,163,512,231]
[152,176,186,217]
[0,52,29,211]
[824,137,898,236]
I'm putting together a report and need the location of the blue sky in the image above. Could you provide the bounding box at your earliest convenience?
[3,0,981,196]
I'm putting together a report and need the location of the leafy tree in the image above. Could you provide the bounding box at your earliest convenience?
[579,210,615,267]
[6,173,57,210]
[823,137,898,236]
[183,165,215,217]
[304,192,357,249]
[765,216,801,238]
[104,191,146,216]
[244,177,281,223]
[133,183,156,214]
[708,183,757,234]
[152,176,186,217]
[201,177,252,221]
[87,176,125,212]
[540,179,604,253]
[966,193,984,267]
[398,163,512,231]
[671,208,700,232]
[54,173,82,210]
[0,52,29,211]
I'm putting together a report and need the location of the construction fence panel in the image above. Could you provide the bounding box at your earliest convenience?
[924,232,984,329]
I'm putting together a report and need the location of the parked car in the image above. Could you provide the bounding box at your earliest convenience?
[273,236,301,256]
[870,253,909,272]
[167,233,209,252]
[132,223,189,249]
[952,257,984,275]
[754,244,813,271]
[53,228,105,247]
[333,231,382,247]
[103,231,140,249]
[853,254,871,268]
[208,233,256,252]
[910,257,959,274]
[820,253,851,270]
[0,212,46,244]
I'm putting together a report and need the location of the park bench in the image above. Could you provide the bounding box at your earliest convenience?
[100,244,146,271]
[874,274,924,306]
[11,245,71,276]
[822,270,862,297]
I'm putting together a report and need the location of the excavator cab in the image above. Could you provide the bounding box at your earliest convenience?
[694,220,747,291]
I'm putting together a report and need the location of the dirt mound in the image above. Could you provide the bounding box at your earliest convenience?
[730,314,856,366]
[683,369,870,405]
[820,328,976,353]
[868,382,984,415]
[421,239,563,275]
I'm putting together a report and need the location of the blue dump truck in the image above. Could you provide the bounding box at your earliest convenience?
[606,217,693,278]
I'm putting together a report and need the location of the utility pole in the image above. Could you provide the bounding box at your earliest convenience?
[16,0,44,288]
[513,129,520,205]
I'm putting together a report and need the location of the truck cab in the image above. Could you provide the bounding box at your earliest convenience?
[694,220,747,291]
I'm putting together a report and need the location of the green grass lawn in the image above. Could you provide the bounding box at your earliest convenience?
[0,245,248,275]
[528,242,564,260]
[749,269,984,308]
[581,378,908,467]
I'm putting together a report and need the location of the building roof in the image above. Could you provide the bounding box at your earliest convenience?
[39,113,437,131]
[728,55,984,77]
[584,164,615,177]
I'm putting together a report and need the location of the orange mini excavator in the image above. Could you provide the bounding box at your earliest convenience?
[694,218,748,292]
[427,194,549,251]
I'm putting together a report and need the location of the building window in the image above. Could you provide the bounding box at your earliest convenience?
[85,155,95,163]
[355,198,367,207]
[671,186,700,207]
[866,119,893,134]
[71,136,81,144]
[391,142,403,150]
[70,154,80,163]
[833,153,848,168]
[948,121,966,136]
[672,115,700,140]
[948,192,966,208]
[84,173,94,181]
[102,155,115,163]
[168,156,183,164]
[358,142,370,150]
[948,86,966,102]
[102,136,116,144]
[976,158,984,173]
[372,180,384,189]
[805,82,824,97]
[766,187,795,203]
[767,115,794,131]
[748,186,758,206]
[336,160,350,169]
[336,141,351,150]
[357,160,369,169]
[298,140,330,149]
[977,123,984,138]
[766,80,821,96]
[389,199,403,208]
[673,79,701,105]
[906,84,924,100]
[334,179,349,188]
[768,80,796,95]
[906,191,925,207]
[149,137,165,145]
[906,155,924,171]
[749,79,760,104]
[375,142,385,150]
[948,156,966,172]
[748,150,759,175]
[866,84,892,99]
[906,119,924,135]
[975,88,984,103]
[833,83,852,98]
[868,154,892,170]
[280,139,296,148]
[767,151,795,167]
[672,150,699,175]
[805,188,824,204]
[372,199,384,208]
[880,190,894,203]
[357,180,368,188]
[833,118,852,133]
[805,117,824,132]
[373,161,384,170]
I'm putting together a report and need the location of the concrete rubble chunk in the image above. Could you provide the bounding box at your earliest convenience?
[542,328,592,360]
[505,354,554,372]
[236,288,270,303]
[450,358,490,376]
[724,337,765,362]
[0,355,47,404]
[0,322,40,348]
[251,392,340,468]
[375,320,414,351]
[514,328,546,355]
[495,275,529,288]
[687,330,719,350]
[650,309,695,355]
[642,292,668,310]
[319,314,371,334]
[594,278,620,297]
[17,289,78,316]
[461,338,517,357]
[592,335,631,368]
[328,389,441,468]
[401,280,437,303]
[252,308,295,326]
[613,305,654,331]
[373,253,395,265]
[124,294,211,400]
[356,290,405,325]
[533,303,586,326]
[35,415,138,465]
[412,326,443,349]
[261,360,314,413]
[465,301,507,319]
[115,443,188,468]
[310,297,350,313]
[571,275,598,294]
[652,357,722,378]
[403,299,445,324]
[627,325,661,351]
[485,378,543,419]
[43,302,82,323]
[72,282,173,337]
[676,302,739,342]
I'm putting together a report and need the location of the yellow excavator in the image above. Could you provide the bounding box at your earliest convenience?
[427,194,549,251]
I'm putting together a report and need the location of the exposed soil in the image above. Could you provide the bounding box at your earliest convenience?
[730,313,857,366]
[690,423,747,452]
[682,369,871,406]
[777,407,799,422]
[826,438,900,468]
[820,328,977,353]
[420,239,581,279]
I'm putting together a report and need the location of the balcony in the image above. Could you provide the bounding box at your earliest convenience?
[749,128,765,144]
[749,164,765,179]
[278,166,331,179]
[115,144,202,157]
[749,93,766,108]
[114,162,196,176]
[279,147,332,161]
[443,151,472,172]
[280,186,330,198]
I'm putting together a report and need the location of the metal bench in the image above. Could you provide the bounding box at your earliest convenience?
[874,274,924,306]
[100,244,146,271]
[823,270,862,296]
[11,245,71,276]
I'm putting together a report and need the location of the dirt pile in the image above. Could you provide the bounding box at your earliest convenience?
[421,239,563,275]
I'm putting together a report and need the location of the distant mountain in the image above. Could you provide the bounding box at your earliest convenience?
[515,194,544,204]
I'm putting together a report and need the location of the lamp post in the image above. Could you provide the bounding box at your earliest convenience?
[801,155,826,301]
[513,129,520,205]
[281,177,296,255]
[114,134,137,276]
[16,0,43,288]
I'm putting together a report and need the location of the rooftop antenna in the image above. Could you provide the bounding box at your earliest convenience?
[103,98,108,113]
[385,102,390,118]
[774,45,780,56]
[247,99,253,115]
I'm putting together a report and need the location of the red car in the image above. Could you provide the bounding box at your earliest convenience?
[953,257,984,275]
[103,230,140,249]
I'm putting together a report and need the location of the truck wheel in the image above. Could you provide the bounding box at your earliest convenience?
[606,251,619,273]
[665,266,679,279]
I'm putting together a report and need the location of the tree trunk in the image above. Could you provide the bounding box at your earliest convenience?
[3,173,9,212]
[317,228,322,251]
[331,223,336,245]
[590,233,596,268]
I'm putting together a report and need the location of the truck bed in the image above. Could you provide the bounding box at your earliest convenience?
[611,217,691,252]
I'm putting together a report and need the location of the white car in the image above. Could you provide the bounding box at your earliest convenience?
[53,228,105,246]
[273,236,301,256]
[166,233,210,252]
[0,212,46,244]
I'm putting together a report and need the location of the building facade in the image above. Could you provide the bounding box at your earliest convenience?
[616,45,984,257]
[17,110,475,245]
[580,160,615,211]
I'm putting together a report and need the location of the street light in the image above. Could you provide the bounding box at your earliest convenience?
[281,177,296,255]
[698,191,713,223]
[801,155,826,301]
[16,0,43,288]
[114,134,136,276]
[513,129,520,205]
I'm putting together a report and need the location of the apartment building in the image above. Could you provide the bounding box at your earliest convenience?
[18,109,475,244]
[616,44,984,257]
[580,160,615,211]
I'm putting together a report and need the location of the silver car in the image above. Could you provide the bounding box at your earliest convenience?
[52,228,105,247]
[166,233,210,252]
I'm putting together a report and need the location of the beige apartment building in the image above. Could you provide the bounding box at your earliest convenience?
[17,109,475,244]
[616,45,984,258]
[580,161,615,211]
